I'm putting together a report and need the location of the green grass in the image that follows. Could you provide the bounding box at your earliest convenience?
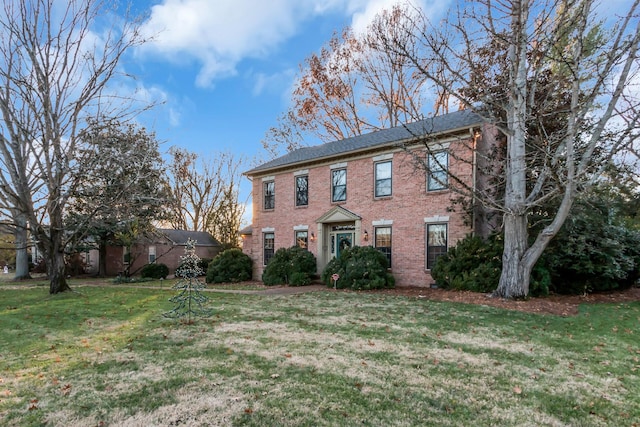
[1,283,639,426]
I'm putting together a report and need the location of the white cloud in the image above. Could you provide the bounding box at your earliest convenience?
[139,0,452,88]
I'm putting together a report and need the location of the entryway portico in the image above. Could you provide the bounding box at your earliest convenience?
[315,206,364,272]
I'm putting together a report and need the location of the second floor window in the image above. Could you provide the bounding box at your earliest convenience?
[295,176,308,206]
[264,181,275,210]
[332,169,346,202]
[375,161,392,197]
[427,151,448,191]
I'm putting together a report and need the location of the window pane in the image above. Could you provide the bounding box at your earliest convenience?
[264,232,275,265]
[264,181,275,209]
[428,151,448,191]
[374,227,392,268]
[426,224,447,270]
[332,169,346,202]
[295,230,308,249]
[375,161,392,197]
[295,176,308,206]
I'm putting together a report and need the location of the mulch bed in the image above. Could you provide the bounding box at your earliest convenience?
[209,282,640,317]
[369,285,640,316]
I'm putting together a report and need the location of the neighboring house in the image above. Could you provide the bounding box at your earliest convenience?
[242,110,498,287]
[103,228,222,277]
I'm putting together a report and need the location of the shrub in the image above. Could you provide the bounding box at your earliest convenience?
[198,258,212,273]
[262,246,317,286]
[321,245,394,290]
[544,218,640,294]
[140,262,169,279]
[431,234,550,297]
[206,248,253,283]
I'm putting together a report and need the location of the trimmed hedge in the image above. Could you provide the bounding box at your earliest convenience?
[206,248,253,283]
[140,262,169,279]
[262,246,317,286]
[321,245,394,290]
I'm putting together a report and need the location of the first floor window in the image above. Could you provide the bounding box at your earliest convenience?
[374,227,392,268]
[148,245,156,264]
[332,168,347,202]
[427,151,448,191]
[264,181,275,210]
[295,230,308,249]
[426,224,447,270]
[264,232,275,265]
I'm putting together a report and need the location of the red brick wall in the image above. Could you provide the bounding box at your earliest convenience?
[244,138,477,287]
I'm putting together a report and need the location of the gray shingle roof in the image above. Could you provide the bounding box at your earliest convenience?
[158,229,220,247]
[246,109,483,175]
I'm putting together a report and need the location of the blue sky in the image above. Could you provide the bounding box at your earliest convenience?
[124,0,450,164]
[114,0,452,223]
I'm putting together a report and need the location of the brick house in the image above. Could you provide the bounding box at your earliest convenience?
[242,110,497,287]
[98,229,221,277]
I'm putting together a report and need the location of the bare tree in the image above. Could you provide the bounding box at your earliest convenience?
[0,0,148,293]
[165,148,246,247]
[377,0,640,298]
[262,4,427,158]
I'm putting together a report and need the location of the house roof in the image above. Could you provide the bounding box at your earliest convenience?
[245,109,483,176]
[157,229,220,247]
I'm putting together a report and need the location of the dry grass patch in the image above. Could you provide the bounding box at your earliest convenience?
[1,286,638,426]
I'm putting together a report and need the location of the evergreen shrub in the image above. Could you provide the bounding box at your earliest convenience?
[431,234,549,297]
[262,246,316,286]
[320,245,394,290]
[140,262,169,279]
[206,248,253,283]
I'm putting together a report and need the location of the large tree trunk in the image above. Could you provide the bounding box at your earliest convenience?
[495,212,530,299]
[98,240,108,277]
[493,0,531,299]
[13,211,31,280]
[48,249,71,294]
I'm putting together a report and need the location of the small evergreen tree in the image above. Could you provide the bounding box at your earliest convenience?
[164,239,211,323]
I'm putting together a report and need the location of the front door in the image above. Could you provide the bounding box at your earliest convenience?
[335,232,353,258]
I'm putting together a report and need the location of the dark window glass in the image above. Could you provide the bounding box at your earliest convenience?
[295,176,308,206]
[332,169,346,202]
[264,181,275,210]
[375,161,392,197]
[263,232,275,265]
[374,227,392,268]
[426,224,447,270]
[428,151,448,191]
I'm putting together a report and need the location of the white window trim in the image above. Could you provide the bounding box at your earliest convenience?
[293,225,309,231]
[294,169,309,176]
[372,219,394,226]
[261,175,275,182]
[424,215,449,223]
[330,162,347,170]
[372,153,393,162]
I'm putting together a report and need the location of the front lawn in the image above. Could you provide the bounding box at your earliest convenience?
[1,284,638,426]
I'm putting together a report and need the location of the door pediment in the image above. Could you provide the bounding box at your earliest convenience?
[316,206,361,223]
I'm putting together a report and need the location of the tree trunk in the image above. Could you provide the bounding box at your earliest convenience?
[493,0,530,299]
[48,249,71,294]
[495,212,530,299]
[98,240,108,277]
[13,211,31,280]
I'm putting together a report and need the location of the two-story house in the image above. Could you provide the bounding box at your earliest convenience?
[242,109,497,287]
